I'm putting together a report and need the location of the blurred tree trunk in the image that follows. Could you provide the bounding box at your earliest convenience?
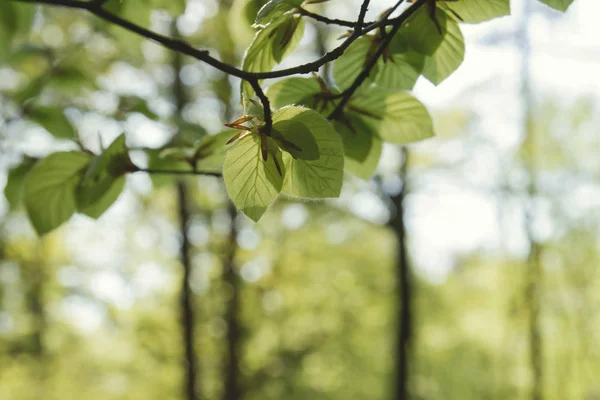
[173,36,200,400]
[223,204,241,400]
[388,148,412,400]
[518,1,543,398]
[27,252,47,400]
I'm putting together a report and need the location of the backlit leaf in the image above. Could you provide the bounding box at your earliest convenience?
[273,106,344,198]
[422,15,465,85]
[223,134,284,221]
[347,88,434,144]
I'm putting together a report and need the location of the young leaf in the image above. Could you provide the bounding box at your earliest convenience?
[28,107,78,140]
[333,37,378,91]
[422,15,465,85]
[273,106,344,198]
[333,117,383,180]
[347,88,434,144]
[537,0,574,12]
[402,6,446,55]
[242,14,305,100]
[79,176,126,219]
[77,134,132,211]
[195,131,235,174]
[223,134,284,222]
[4,159,36,210]
[255,0,304,26]
[0,3,16,61]
[374,50,425,91]
[267,77,322,109]
[24,152,92,235]
[439,0,510,23]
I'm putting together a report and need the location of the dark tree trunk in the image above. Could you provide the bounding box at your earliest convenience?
[388,148,412,400]
[173,36,200,400]
[518,3,543,399]
[222,204,241,400]
[177,182,200,400]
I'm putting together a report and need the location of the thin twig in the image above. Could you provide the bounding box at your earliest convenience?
[10,0,425,81]
[249,79,272,136]
[297,7,363,28]
[139,168,222,177]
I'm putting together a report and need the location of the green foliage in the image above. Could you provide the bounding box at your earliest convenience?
[351,89,433,144]
[422,13,465,85]
[275,106,344,198]
[4,159,36,210]
[255,0,304,26]
[76,134,131,217]
[0,0,577,229]
[23,152,92,235]
[403,7,447,56]
[223,134,284,222]
[538,0,575,11]
[27,107,78,140]
[439,0,511,23]
[242,13,305,100]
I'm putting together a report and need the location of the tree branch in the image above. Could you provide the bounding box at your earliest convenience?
[329,0,422,120]
[10,0,424,82]
[249,79,272,136]
[297,7,362,28]
[138,168,222,178]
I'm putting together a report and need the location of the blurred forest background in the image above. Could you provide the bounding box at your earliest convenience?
[1,0,600,399]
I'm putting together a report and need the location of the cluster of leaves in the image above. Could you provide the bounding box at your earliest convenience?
[2,0,575,233]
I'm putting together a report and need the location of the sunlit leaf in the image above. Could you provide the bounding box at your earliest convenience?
[273,106,344,198]
[333,37,377,91]
[402,6,446,55]
[347,88,434,144]
[223,134,284,221]
[333,118,382,180]
[537,0,575,12]
[422,15,465,85]
[24,152,92,235]
[267,77,322,109]
[439,0,510,23]
[374,50,424,91]
[242,14,305,100]
[255,0,304,26]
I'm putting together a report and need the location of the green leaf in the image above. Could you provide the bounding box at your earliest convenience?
[273,106,344,198]
[439,0,510,23]
[0,3,16,62]
[267,77,322,109]
[346,88,434,144]
[255,0,303,26]
[422,15,465,85]
[195,131,234,174]
[374,50,424,91]
[24,152,92,235]
[223,134,284,222]
[241,14,305,100]
[333,37,378,91]
[4,159,36,210]
[77,134,132,210]
[333,118,382,180]
[402,6,446,56]
[537,0,575,12]
[28,107,78,140]
[79,176,126,219]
